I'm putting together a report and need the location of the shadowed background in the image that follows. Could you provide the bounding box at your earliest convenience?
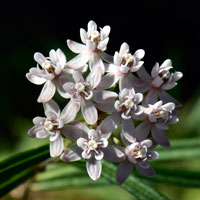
[1,1,200,200]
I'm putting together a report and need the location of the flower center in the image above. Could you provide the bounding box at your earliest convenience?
[121,53,134,67]
[44,121,54,131]
[41,60,55,73]
[89,30,100,42]
[124,99,134,109]
[75,82,85,92]
[155,110,169,122]
[132,148,147,159]
[88,139,98,150]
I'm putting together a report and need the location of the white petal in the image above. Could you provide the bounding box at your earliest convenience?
[80,28,87,44]
[56,48,67,68]
[88,129,98,138]
[134,93,143,104]
[37,80,56,103]
[95,101,115,113]
[26,73,46,85]
[82,149,91,159]
[72,71,84,83]
[137,66,152,81]
[36,129,49,138]
[119,74,135,91]
[121,119,136,143]
[100,138,108,148]
[60,101,80,123]
[143,89,159,105]
[86,40,96,51]
[151,62,160,78]
[49,49,58,64]
[134,121,151,141]
[49,130,60,141]
[50,136,64,157]
[114,51,121,66]
[86,67,102,89]
[140,139,152,148]
[81,100,98,125]
[88,20,97,32]
[93,90,117,104]
[160,59,172,69]
[33,116,45,125]
[162,102,175,111]
[100,52,113,63]
[173,71,183,81]
[86,158,102,180]
[67,53,89,69]
[94,150,104,160]
[43,99,60,117]
[77,137,87,148]
[119,88,129,101]
[34,52,46,65]
[67,39,86,54]
[148,151,159,160]
[71,120,90,135]
[101,25,111,39]
[134,49,145,60]
[120,65,129,73]
[119,42,129,56]
[97,38,109,51]
[61,146,82,162]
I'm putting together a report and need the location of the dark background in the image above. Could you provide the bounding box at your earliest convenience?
[0,1,199,146]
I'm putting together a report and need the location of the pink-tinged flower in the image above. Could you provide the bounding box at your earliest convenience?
[61,121,125,180]
[133,59,183,106]
[116,138,159,184]
[134,101,179,147]
[28,100,79,157]
[98,88,143,142]
[63,71,117,125]
[97,42,145,90]
[26,49,73,102]
[67,20,112,74]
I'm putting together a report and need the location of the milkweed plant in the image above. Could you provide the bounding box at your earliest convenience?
[26,20,183,184]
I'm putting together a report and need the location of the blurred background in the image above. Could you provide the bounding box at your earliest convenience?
[1,1,200,199]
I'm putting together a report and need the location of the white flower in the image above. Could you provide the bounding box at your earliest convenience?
[134,101,179,147]
[97,42,145,90]
[26,49,73,102]
[116,138,158,184]
[63,71,117,125]
[66,20,112,74]
[28,100,79,157]
[133,59,183,106]
[61,121,125,181]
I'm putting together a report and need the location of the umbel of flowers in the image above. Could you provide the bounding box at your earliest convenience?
[26,20,183,184]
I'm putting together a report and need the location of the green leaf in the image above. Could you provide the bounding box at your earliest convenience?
[156,138,200,161]
[137,167,200,188]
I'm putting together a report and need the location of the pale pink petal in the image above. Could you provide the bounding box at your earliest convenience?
[94,101,115,113]
[62,125,86,142]
[151,62,160,78]
[119,74,135,91]
[98,112,121,137]
[113,51,121,66]
[43,99,60,117]
[86,40,96,51]
[100,52,113,63]
[102,145,125,162]
[116,161,133,184]
[136,66,152,81]
[67,53,89,69]
[135,163,156,177]
[72,71,84,83]
[88,129,98,138]
[37,80,56,103]
[99,138,108,147]
[119,42,129,55]
[121,119,136,143]
[140,139,152,148]
[134,121,151,141]
[28,125,44,137]
[160,59,172,69]
[151,127,170,147]
[49,49,58,64]
[63,82,74,95]
[33,116,45,125]
[26,73,46,85]
[119,88,129,101]
[67,39,86,54]
[56,48,67,68]
[77,137,87,149]
[34,52,46,65]
[88,20,97,32]
[50,136,64,157]
[97,73,120,90]
[97,38,109,51]
[148,151,159,160]
[120,65,129,73]
[100,25,111,39]
[71,120,90,135]
[86,67,102,89]
[86,158,102,180]
[60,101,80,123]
[81,100,98,125]
[49,130,60,142]
[134,49,145,60]
[80,28,87,44]
[158,90,182,107]
[94,150,104,160]
[61,146,82,162]
[82,149,91,159]
[173,71,183,81]
[93,90,117,104]
[130,61,144,72]
[143,89,159,105]
[162,82,177,90]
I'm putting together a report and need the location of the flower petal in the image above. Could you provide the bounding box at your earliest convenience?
[94,101,115,113]
[82,149,92,159]
[36,129,49,138]
[86,157,102,180]
[67,39,86,54]
[143,89,159,105]
[62,125,85,142]
[137,66,152,81]
[101,25,111,39]
[71,120,90,135]
[37,80,56,103]
[116,161,133,185]
[80,28,87,44]
[148,151,159,160]
[88,20,97,32]
[151,127,170,147]
[134,121,151,141]
[100,52,113,63]
[97,38,109,51]
[61,145,82,162]
[98,112,121,138]
[134,49,145,60]
[50,136,64,157]
[81,100,98,125]
[86,67,102,89]
[60,101,80,124]
[135,163,156,177]
[140,139,152,148]
[119,42,129,55]
[93,90,117,104]
[119,74,135,91]
[43,99,60,117]
[33,116,45,125]
[28,125,43,138]
[77,137,87,149]
[34,52,46,65]
[102,145,125,162]
[121,119,136,143]
[67,53,89,69]
[94,150,104,160]
[26,73,46,85]
[72,71,84,83]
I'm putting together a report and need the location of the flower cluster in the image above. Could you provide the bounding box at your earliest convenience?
[26,20,183,184]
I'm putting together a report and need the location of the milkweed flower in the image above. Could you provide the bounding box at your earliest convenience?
[61,121,125,180]
[26,49,73,102]
[97,42,145,90]
[67,20,112,75]
[133,59,183,106]
[28,100,79,157]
